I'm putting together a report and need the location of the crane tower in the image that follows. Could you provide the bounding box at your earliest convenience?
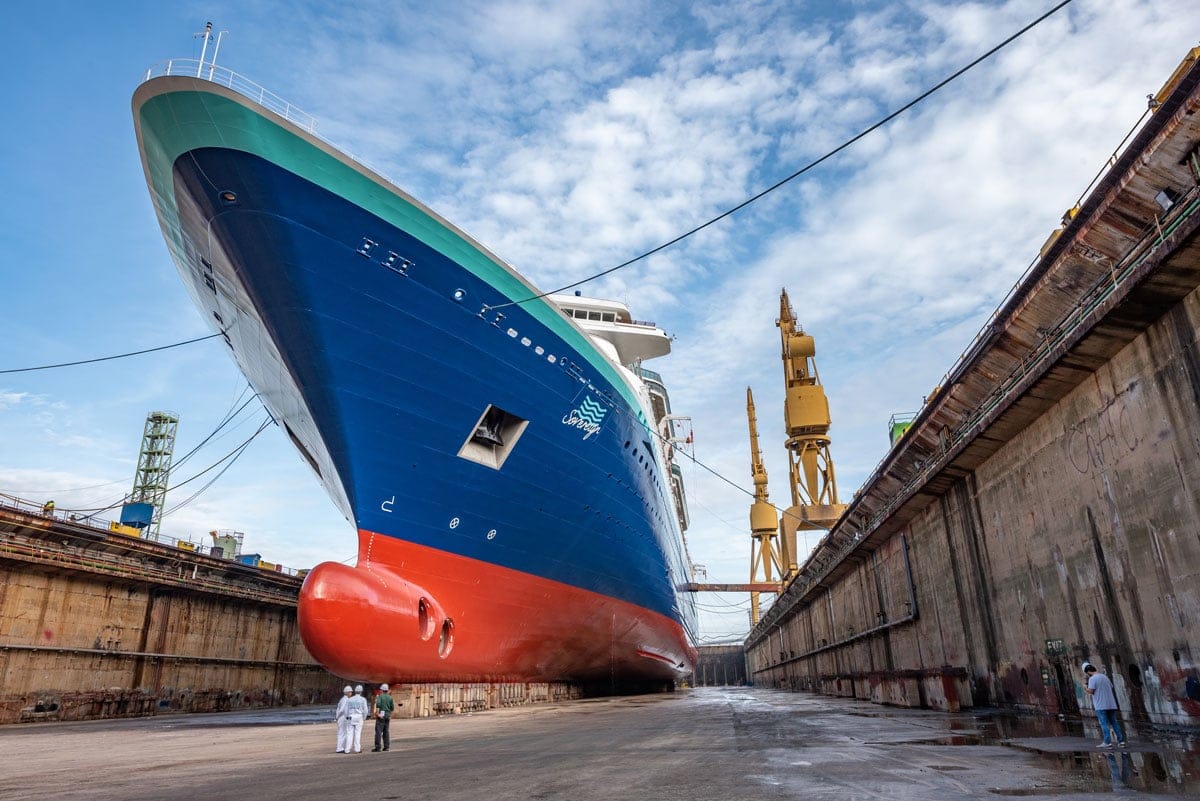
[746,387,783,625]
[127,411,179,541]
[776,289,845,576]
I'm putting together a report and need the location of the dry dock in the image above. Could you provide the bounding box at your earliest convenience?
[0,687,1195,800]
[746,49,1200,732]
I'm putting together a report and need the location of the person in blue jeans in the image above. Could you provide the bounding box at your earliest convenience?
[1083,662,1126,748]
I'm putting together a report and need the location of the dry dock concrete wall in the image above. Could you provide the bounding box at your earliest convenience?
[693,645,749,687]
[0,504,340,723]
[747,56,1200,729]
[749,287,1200,724]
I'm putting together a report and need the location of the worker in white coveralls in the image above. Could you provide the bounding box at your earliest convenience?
[345,684,370,753]
[334,685,353,753]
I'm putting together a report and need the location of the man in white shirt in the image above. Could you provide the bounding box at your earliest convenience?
[1083,662,1126,749]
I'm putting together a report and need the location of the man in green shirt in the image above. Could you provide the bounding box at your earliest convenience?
[372,684,395,752]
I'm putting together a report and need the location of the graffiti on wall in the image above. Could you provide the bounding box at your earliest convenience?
[1065,391,1139,474]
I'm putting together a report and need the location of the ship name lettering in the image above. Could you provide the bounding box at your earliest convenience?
[562,410,601,440]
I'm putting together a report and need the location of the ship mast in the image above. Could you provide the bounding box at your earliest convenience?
[194,22,213,77]
[193,21,228,79]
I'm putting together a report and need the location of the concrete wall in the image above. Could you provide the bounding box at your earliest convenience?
[0,565,337,723]
[749,284,1200,728]
[693,645,748,687]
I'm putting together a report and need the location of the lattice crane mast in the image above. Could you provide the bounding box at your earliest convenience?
[777,289,846,577]
[746,387,783,626]
[126,411,179,541]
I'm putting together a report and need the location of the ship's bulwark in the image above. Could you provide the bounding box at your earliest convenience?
[133,76,697,686]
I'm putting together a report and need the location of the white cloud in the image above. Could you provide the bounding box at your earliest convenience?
[0,390,33,410]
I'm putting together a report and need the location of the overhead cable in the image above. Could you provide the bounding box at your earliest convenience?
[0,331,226,374]
[164,417,272,516]
[161,416,272,495]
[58,416,271,516]
[171,389,259,472]
[493,0,1074,308]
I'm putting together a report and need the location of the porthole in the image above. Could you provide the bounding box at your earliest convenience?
[438,618,455,658]
[218,190,238,204]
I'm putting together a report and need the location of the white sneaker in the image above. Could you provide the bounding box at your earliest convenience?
[1096,742,1112,748]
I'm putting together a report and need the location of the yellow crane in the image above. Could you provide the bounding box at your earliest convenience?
[746,387,783,625]
[694,290,846,613]
[775,289,846,577]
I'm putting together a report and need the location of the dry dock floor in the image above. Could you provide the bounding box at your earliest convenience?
[0,687,1195,800]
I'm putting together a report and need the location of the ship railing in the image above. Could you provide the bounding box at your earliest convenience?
[0,491,307,577]
[634,365,664,383]
[142,59,318,135]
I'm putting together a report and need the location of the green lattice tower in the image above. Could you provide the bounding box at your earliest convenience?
[129,411,179,541]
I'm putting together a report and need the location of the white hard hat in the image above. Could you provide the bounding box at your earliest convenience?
[343,685,353,693]
[380,683,389,691]
[354,684,364,693]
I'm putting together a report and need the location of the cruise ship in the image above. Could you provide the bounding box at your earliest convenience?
[132,58,698,689]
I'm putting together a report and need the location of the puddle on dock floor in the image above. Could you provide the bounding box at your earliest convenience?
[1027,748,1198,796]
[859,706,1199,795]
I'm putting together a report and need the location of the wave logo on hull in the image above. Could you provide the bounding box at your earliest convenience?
[562,395,607,441]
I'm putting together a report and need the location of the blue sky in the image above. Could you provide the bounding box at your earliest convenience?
[2,0,1195,642]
